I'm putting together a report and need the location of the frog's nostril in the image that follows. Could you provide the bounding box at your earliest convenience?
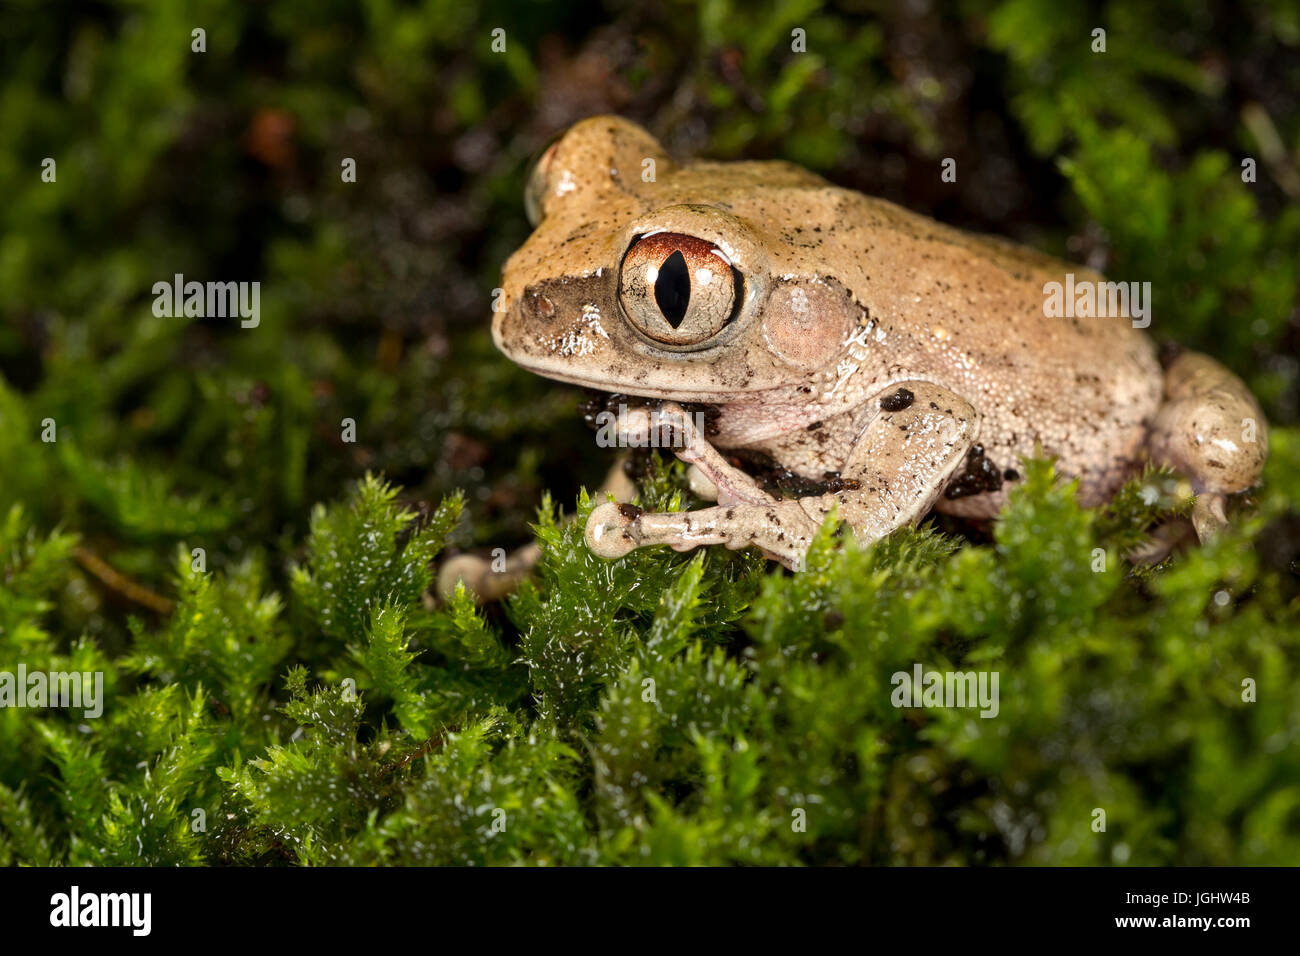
[529,292,555,320]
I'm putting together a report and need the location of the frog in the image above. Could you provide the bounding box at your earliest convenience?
[467,115,1268,580]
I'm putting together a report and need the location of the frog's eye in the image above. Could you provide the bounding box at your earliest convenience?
[618,233,742,347]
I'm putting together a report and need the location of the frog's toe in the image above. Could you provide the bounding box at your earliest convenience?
[436,554,492,600]
[436,542,544,603]
[585,502,641,558]
[1191,493,1229,543]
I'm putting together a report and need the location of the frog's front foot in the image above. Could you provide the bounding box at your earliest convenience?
[585,499,821,569]
[583,382,981,571]
[584,401,819,568]
[585,502,644,559]
[613,402,774,506]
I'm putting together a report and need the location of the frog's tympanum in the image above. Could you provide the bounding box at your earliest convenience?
[490,116,1268,571]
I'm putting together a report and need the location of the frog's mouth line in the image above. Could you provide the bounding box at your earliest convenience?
[514,361,759,406]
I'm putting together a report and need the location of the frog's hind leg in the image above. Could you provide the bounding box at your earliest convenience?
[1147,351,1268,542]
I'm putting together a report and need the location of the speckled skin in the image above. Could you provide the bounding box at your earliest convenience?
[490,116,1268,569]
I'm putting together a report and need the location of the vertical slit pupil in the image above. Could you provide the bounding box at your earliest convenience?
[654,251,691,328]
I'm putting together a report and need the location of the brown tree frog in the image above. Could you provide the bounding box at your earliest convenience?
[482,116,1267,573]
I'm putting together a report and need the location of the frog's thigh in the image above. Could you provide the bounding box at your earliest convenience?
[801,381,980,543]
[1147,351,1268,539]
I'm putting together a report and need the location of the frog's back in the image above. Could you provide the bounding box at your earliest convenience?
[831,190,1163,509]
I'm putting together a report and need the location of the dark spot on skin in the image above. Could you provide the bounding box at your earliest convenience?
[617,503,643,520]
[726,509,735,519]
[929,402,939,410]
[1003,468,1020,481]
[806,421,823,431]
[945,445,1004,499]
[1208,459,1225,468]
[880,387,915,412]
